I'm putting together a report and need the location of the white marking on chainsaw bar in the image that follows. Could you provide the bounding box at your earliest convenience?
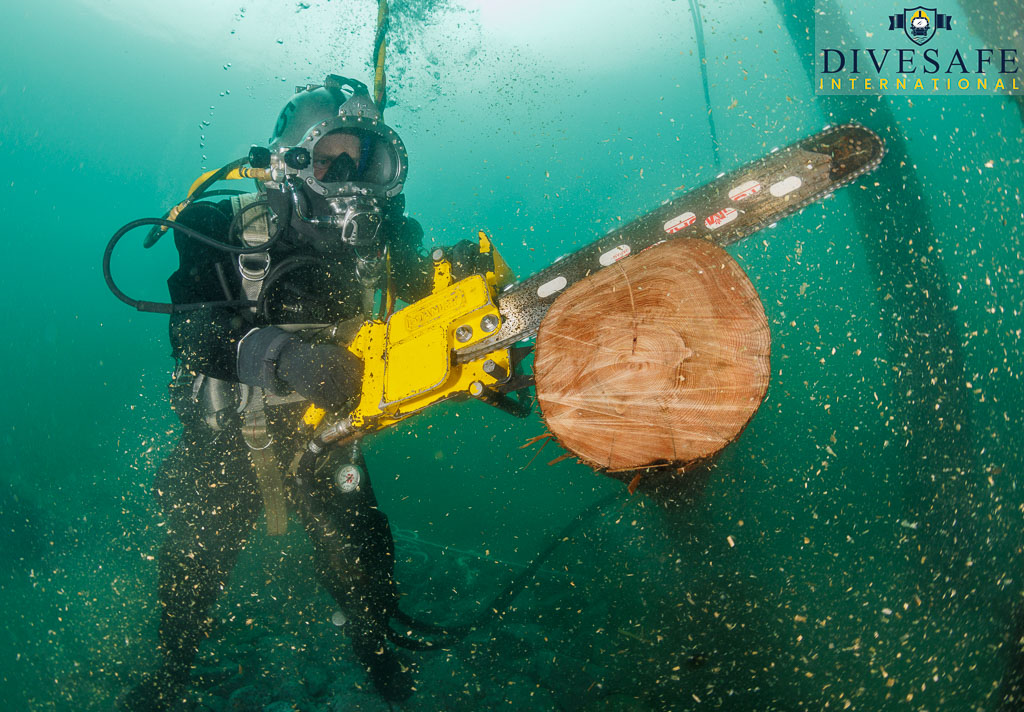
[663,212,696,234]
[704,208,738,230]
[769,176,802,197]
[599,245,632,266]
[537,276,568,299]
[728,180,762,201]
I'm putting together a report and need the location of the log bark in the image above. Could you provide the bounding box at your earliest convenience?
[533,238,771,472]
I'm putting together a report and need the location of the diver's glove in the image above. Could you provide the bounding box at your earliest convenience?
[237,326,363,409]
[449,239,490,280]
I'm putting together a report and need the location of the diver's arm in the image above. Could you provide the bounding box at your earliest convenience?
[167,201,252,381]
[389,217,496,303]
[169,307,249,381]
[387,215,434,303]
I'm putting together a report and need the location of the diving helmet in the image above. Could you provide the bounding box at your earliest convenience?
[262,75,408,252]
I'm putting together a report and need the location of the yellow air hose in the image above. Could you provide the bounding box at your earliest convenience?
[373,0,389,112]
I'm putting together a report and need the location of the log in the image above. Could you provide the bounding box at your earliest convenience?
[533,238,771,473]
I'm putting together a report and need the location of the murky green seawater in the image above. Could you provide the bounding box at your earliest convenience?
[1,0,1021,709]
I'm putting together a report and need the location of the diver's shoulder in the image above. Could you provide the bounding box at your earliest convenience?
[171,199,235,255]
[175,199,234,234]
[389,211,423,238]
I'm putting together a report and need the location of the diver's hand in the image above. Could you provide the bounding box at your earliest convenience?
[449,239,489,280]
[237,326,363,409]
[276,340,363,409]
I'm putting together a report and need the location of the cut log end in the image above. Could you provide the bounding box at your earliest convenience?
[533,238,771,473]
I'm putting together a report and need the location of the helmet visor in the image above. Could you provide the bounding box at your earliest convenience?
[310,129,403,189]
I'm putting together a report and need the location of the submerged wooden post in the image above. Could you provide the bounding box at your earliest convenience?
[533,238,771,474]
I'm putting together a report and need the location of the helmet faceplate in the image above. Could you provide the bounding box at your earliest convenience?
[263,75,407,251]
[293,112,407,201]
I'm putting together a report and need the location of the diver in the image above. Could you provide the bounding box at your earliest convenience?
[120,74,447,709]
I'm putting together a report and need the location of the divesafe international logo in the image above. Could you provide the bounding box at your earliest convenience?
[888,7,952,46]
[814,1,1022,96]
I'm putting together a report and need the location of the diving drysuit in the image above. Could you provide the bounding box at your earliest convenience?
[120,192,432,711]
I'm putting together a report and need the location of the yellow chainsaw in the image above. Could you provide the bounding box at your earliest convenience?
[299,123,885,458]
[103,124,885,466]
[304,229,527,444]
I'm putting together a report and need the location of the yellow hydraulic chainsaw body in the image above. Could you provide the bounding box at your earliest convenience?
[310,230,516,435]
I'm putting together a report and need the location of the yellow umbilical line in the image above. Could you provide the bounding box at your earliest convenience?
[373,0,388,111]
[162,165,268,229]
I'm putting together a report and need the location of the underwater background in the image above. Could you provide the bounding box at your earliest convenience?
[1,0,1022,709]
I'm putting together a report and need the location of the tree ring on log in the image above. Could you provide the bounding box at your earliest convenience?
[533,238,771,473]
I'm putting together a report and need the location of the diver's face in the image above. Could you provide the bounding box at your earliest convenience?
[313,132,361,181]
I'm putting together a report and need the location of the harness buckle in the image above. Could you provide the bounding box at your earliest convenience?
[238,251,271,282]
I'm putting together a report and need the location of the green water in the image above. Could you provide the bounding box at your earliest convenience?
[1,0,1022,709]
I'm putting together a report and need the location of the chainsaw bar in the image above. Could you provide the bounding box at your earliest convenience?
[455,123,885,364]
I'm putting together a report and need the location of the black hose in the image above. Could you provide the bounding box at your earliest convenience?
[256,255,322,321]
[294,448,321,484]
[214,262,235,301]
[226,195,279,247]
[291,436,621,653]
[105,178,293,314]
[143,158,250,249]
[386,490,623,651]
[190,189,248,199]
[103,215,284,314]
